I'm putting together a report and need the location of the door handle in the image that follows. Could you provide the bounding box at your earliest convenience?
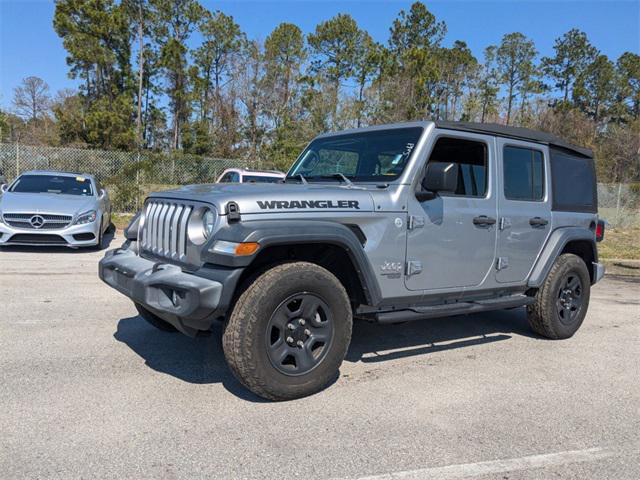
[529,217,549,227]
[473,215,496,226]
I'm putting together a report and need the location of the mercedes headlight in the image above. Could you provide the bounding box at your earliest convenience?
[203,209,215,239]
[75,210,97,225]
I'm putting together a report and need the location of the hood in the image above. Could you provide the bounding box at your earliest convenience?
[0,192,96,215]
[149,183,376,215]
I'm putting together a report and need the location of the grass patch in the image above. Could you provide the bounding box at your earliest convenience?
[598,227,640,260]
[111,213,135,231]
[601,259,640,277]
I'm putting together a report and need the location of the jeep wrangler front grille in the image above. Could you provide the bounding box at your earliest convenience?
[140,201,192,260]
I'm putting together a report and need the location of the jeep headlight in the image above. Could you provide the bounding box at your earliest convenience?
[203,209,215,239]
[188,207,216,245]
[75,210,97,225]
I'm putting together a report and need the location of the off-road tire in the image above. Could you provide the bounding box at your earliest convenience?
[222,262,352,401]
[527,253,591,339]
[135,303,178,332]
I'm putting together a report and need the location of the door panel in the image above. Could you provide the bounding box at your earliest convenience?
[405,132,498,291]
[496,139,552,284]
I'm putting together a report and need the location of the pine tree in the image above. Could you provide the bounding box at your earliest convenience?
[496,32,537,125]
[541,29,597,105]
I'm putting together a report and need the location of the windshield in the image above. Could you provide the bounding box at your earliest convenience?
[287,127,423,182]
[243,175,282,183]
[10,174,94,196]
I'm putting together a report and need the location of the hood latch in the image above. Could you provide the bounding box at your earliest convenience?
[226,201,241,223]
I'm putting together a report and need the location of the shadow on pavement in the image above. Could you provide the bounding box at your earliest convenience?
[346,307,536,363]
[113,316,269,402]
[114,307,536,400]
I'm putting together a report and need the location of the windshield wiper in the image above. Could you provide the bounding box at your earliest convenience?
[285,173,307,184]
[320,173,353,186]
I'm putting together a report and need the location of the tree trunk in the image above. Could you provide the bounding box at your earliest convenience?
[136,3,144,148]
[357,80,365,128]
[506,81,514,125]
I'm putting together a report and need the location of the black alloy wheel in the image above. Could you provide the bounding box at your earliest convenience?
[556,273,584,325]
[265,293,334,376]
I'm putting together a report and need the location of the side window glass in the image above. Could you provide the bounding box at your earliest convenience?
[503,146,544,201]
[428,137,488,197]
[230,172,240,182]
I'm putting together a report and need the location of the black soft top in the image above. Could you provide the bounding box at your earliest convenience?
[435,121,593,158]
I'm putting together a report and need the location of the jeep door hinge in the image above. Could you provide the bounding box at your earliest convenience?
[408,215,425,230]
[496,257,509,270]
[499,217,512,230]
[406,260,423,276]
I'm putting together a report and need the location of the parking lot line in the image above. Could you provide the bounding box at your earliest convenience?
[338,446,616,480]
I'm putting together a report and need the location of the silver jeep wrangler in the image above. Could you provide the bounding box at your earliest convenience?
[99,121,605,400]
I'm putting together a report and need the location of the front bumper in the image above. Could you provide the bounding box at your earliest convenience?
[0,220,101,247]
[99,248,239,336]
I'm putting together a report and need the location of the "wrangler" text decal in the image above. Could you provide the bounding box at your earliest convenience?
[257,200,360,210]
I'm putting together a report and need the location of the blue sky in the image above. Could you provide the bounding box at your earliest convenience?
[1,0,638,109]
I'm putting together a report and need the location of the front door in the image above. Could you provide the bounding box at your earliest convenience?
[495,138,552,284]
[405,132,498,291]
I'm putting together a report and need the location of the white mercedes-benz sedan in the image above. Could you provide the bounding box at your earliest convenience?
[0,170,112,248]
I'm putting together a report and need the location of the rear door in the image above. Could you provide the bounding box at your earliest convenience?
[496,139,552,284]
[405,131,498,291]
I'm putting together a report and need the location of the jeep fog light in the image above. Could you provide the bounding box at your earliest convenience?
[210,240,259,256]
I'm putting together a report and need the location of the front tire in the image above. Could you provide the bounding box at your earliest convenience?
[527,253,591,339]
[223,262,352,401]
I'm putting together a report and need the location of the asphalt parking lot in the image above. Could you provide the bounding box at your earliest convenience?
[1,233,639,479]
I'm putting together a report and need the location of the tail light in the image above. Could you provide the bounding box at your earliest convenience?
[595,220,605,242]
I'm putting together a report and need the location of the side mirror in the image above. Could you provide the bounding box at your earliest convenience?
[0,183,8,193]
[416,162,458,201]
[98,188,106,199]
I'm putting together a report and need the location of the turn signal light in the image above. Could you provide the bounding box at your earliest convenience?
[210,240,260,256]
[235,242,260,256]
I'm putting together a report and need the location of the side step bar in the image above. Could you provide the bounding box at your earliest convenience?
[374,295,535,324]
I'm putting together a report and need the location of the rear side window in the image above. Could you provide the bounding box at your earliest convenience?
[428,137,488,197]
[243,175,282,183]
[549,148,597,213]
[503,146,544,201]
[219,172,240,183]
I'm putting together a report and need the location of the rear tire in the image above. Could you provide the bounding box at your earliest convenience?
[527,253,591,339]
[135,303,178,332]
[222,262,352,401]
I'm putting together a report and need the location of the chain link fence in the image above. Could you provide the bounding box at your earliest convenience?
[1,143,639,225]
[597,183,640,229]
[0,143,252,212]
